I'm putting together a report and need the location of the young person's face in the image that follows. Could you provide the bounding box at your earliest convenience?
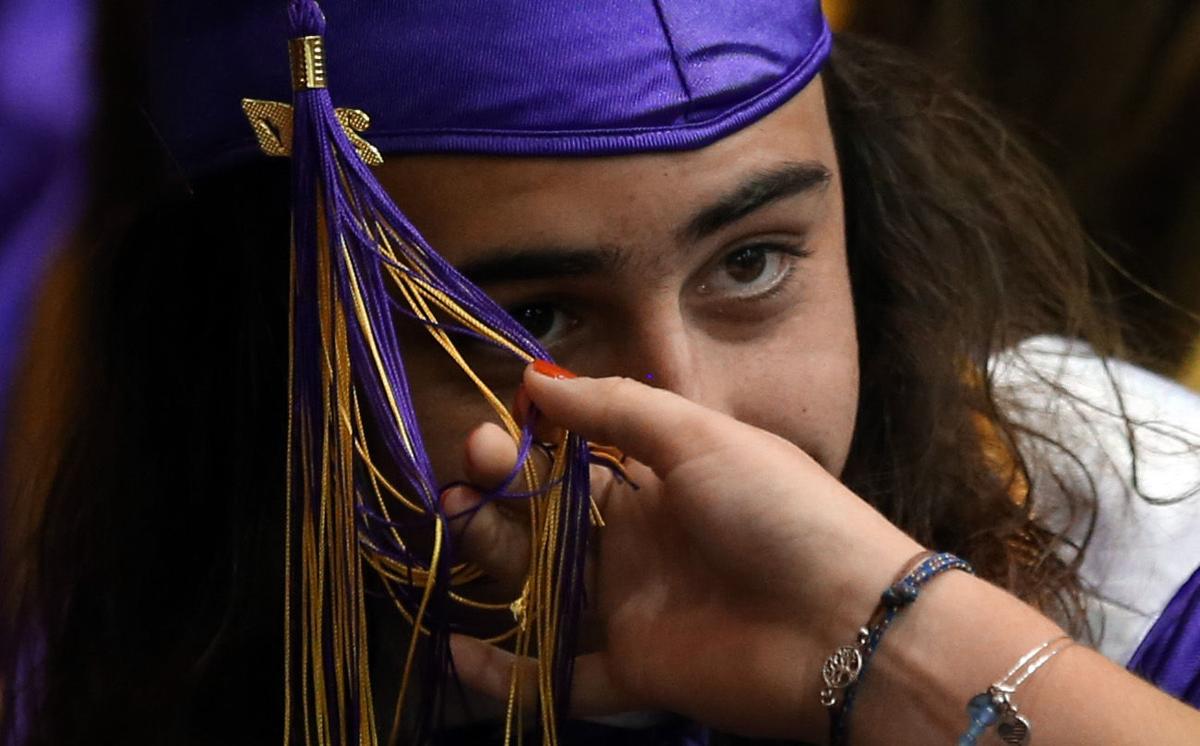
[378,80,858,482]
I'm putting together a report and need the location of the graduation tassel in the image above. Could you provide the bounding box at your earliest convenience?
[242,1,597,742]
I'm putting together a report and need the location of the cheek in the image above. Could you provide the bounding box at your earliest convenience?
[734,333,858,478]
[730,262,859,478]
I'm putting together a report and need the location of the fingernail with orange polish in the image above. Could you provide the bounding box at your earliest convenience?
[531,359,577,380]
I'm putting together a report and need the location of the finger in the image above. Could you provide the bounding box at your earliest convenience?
[463,421,521,490]
[441,485,530,589]
[463,422,552,511]
[449,634,637,717]
[513,383,564,445]
[523,362,736,476]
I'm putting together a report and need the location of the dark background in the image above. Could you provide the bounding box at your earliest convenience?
[830,0,1200,383]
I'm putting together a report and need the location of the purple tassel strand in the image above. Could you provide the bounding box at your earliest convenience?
[276,1,595,743]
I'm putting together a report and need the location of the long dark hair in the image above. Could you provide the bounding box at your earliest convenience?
[827,34,1122,629]
[0,30,1147,745]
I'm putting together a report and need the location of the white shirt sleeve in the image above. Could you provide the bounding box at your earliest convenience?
[992,335,1200,664]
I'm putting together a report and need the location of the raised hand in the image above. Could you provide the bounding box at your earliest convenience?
[446,363,924,739]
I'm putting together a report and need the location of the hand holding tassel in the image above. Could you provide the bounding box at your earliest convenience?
[448,363,927,740]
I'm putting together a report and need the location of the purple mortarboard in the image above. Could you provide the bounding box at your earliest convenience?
[147,0,829,171]
[140,2,831,743]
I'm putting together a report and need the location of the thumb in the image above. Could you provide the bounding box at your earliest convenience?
[522,361,733,476]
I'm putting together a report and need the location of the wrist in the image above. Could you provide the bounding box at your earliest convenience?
[848,572,1064,744]
[705,538,926,741]
[818,535,929,652]
[711,527,931,740]
[819,551,974,744]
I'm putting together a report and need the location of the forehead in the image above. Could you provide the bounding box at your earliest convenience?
[376,80,836,256]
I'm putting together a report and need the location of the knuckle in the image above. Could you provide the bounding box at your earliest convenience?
[595,374,635,401]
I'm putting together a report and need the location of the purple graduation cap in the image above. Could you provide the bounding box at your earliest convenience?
[147,0,830,169]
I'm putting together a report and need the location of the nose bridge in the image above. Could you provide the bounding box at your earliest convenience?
[618,299,719,409]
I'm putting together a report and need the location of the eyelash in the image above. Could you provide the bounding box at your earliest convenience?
[698,240,810,302]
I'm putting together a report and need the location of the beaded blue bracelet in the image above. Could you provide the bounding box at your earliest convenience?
[821,551,974,745]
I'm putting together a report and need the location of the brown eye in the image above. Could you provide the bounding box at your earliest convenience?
[723,245,769,284]
[697,242,800,300]
[511,304,556,338]
[506,302,576,345]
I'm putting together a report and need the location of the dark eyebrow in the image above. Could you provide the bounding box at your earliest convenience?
[455,245,622,285]
[679,161,832,242]
[453,161,830,285]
